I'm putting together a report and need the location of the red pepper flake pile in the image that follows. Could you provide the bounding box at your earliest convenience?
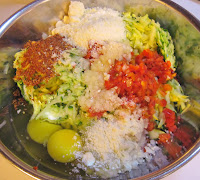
[105,49,176,120]
[14,34,71,87]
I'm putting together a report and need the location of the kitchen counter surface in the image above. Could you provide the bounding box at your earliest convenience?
[0,0,200,180]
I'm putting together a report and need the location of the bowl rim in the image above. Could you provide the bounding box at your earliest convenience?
[0,0,200,179]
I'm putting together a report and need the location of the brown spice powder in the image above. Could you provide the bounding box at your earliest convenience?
[14,34,70,86]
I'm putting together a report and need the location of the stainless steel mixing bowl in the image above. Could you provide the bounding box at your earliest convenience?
[0,0,200,179]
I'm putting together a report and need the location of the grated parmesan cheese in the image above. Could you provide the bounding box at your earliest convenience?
[68,1,85,17]
[78,41,132,113]
[79,108,161,178]
[51,2,126,48]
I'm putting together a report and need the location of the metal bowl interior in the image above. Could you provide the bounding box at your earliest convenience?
[0,0,200,179]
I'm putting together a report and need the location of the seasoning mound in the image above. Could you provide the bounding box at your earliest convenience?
[14,34,70,86]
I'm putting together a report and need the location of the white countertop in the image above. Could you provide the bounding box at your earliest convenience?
[0,0,200,180]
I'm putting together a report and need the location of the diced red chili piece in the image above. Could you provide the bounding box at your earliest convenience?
[163,84,172,92]
[88,108,105,118]
[158,133,171,144]
[33,166,38,171]
[84,42,103,60]
[163,108,177,132]
[146,121,155,131]
[160,99,167,107]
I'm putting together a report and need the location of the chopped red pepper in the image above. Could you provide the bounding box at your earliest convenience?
[177,115,181,123]
[158,133,171,144]
[33,166,38,171]
[162,84,172,92]
[146,121,155,131]
[84,42,103,60]
[135,49,176,84]
[163,108,177,132]
[160,99,167,107]
[88,108,105,118]
[105,49,175,120]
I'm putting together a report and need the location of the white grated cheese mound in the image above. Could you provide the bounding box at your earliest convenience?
[91,41,133,73]
[82,152,95,167]
[78,41,132,112]
[68,1,85,17]
[51,2,126,48]
[80,108,161,178]
[79,87,122,112]
[78,69,122,112]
